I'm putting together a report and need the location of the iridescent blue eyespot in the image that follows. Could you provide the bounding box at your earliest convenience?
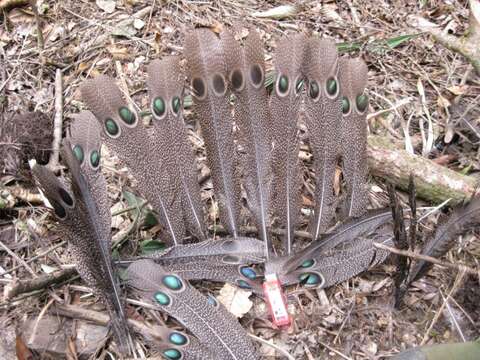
[90,150,100,168]
[153,97,166,117]
[207,295,218,307]
[105,118,119,137]
[154,291,170,306]
[119,107,135,125]
[172,96,181,114]
[72,145,84,163]
[299,273,322,286]
[237,280,252,289]
[300,259,315,268]
[162,275,182,290]
[169,332,187,346]
[163,348,182,360]
[240,267,256,280]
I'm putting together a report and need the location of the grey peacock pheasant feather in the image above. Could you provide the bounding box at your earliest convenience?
[27,24,473,359]
[30,112,133,355]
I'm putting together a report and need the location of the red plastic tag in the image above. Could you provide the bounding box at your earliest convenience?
[263,273,291,327]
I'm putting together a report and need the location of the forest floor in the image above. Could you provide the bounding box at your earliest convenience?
[0,0,479,359]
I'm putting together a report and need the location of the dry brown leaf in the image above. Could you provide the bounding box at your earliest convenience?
[107,45,130,61]
[15,335,33,360]
[217,283,253,318]
[447,85,470,95]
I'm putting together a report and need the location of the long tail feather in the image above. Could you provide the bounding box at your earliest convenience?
[184,28,242,238]
[147,57,206,240]
[408,196,480,284]
[80,76,185,245]
[147,237,264,262]
[220,28,273,256]
[338,58,369,218]
[270,34,307,255]
[304,38,342,240]
[68,111,111,253]
[31,140,132,355]
[278,231,393,288]
[265,209,392,277]
[127,259,259,360]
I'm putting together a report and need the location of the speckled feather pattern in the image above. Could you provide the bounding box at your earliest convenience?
[184,29,242,238]
[270,34,307,255]
[80,76,185,245]
[338,57,369,218]
[161,258,263,293]
[304,38,342,240]
[31,143,132,354]
[147,57,206,240]
[220,28,273,256]
[68,111,111,253]
[127,260,259,360]
[140,323,216,360]
[148,237,264,261]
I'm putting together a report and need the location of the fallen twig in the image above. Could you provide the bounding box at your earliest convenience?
[4,267,77,300]
[368,135,478,205]
[47,69,63,171]
[373,241,478,276]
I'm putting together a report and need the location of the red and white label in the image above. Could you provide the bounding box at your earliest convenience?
[263,273,291,327]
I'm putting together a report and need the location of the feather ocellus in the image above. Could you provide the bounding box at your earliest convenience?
[31,138,133,355]
[221,28,273,257]
[184,28,242,238]
[270,34,307,255]
[147,57,206,240]
[304,38,342,240]
[80,76,185,245]
[338,57,369,218]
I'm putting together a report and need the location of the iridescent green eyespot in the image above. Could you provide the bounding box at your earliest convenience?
[300,259,315,269]
[119,107,135,125]
[237,279,251,289]
[163,348,182,360]
[326,78,337,96]
[169,332,187,346]
[309,80,319,99]
[341,97,350,114]
[278,75,289,94]
[240,266,256,280]
[356,93,368,112]
[153,97,166,117]
[299,272,322,286]
[172,96,181,114]
[162,275,182,290]
[154,291,170,306]
[90,150,100,168]
[72,145,84,163]
[105,118,119,136]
